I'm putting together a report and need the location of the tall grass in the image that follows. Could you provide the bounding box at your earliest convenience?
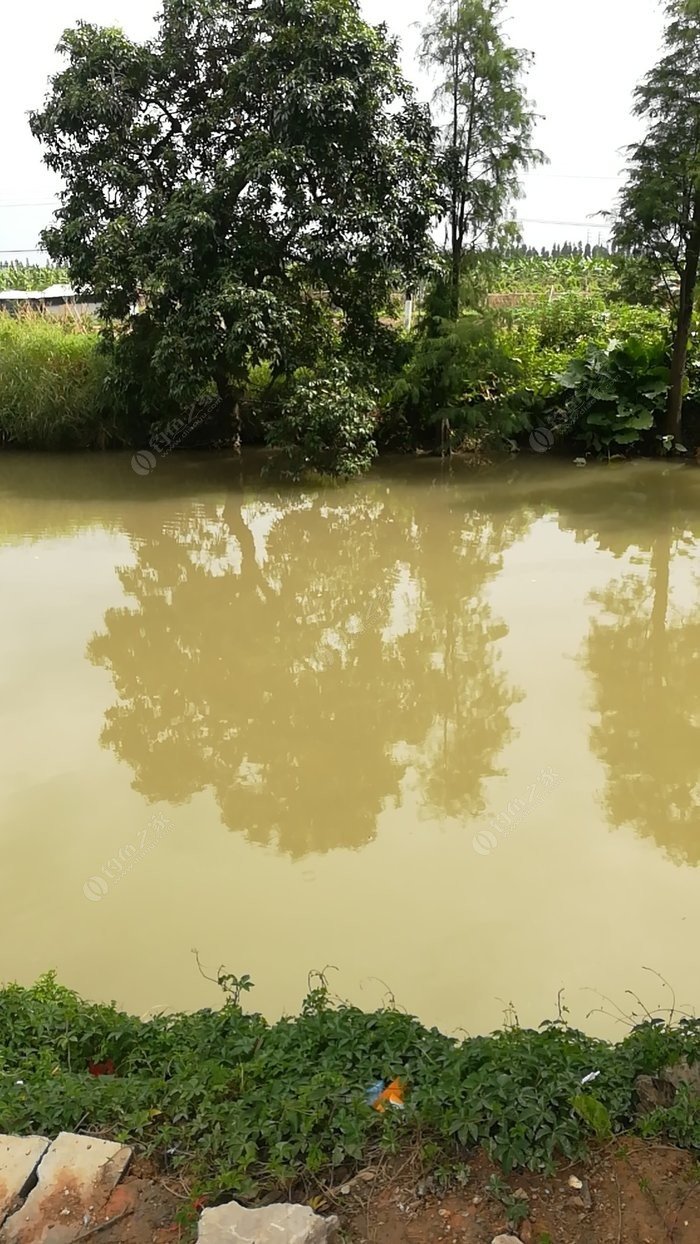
[0,311,116,448]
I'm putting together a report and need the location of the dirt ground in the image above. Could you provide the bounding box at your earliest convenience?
[341,1142,700,1243]
[88,1141,700,1243]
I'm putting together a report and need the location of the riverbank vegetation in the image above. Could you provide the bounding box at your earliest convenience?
[0,314,115,448]
[0,0,698,472]
[2,974,700,1210]
[0,251,693,464]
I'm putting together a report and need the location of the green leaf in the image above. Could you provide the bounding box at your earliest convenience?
[611,429,643,444]
[555,361,586,389]
[642,381,670,398]
[616,399,645,420]
[585,411,618,426]
[571,1094,612,1139]
[626,411,654,430]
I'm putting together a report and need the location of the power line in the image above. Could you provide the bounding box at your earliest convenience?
[0,211,611,254]
[523,172,620,182]
[517,216,610,228]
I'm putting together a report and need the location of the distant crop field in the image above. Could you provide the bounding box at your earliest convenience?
[490,255,619,295]
[0,263,69,291]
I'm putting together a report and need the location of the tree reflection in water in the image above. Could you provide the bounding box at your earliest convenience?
[87,485,525,857]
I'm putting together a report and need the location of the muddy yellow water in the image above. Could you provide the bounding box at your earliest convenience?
[1,454,699,1037]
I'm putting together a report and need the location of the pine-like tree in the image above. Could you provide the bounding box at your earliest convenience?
[420,0,544,315]
[614,0,700,439]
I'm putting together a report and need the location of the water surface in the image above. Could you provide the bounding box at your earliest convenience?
[1,453,699,1037]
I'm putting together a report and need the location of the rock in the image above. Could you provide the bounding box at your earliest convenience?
[519,1221,533,1243]
[567,1175,583,1189]
[634,1074,675,1115]
[1,1133,131,1243]
[573,458,587,467]
[635,1059,700,1118]
[0,1136,50,1226]
[336,1168,375,1196]
[197,1201,340,1244]
[490,1236,522,1244]
[663,1058,700,1096]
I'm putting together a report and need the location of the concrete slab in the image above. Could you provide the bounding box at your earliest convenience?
[0,1133,131,1244]
[0,1137,50,1226]
[197,1201,340,1243]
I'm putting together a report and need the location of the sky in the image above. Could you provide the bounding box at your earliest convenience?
[0,0,666,261]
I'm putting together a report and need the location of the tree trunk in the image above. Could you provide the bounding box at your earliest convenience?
[452,69,478,320]
[215,365,242,454]
[448,13,461,320]
[441,414,452,458]
[666,191,700,439]
[449,244,461,319]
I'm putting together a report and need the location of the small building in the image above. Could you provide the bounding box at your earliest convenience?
[0,284,101,317]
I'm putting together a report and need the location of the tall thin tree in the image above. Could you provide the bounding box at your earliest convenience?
[614,0,700,441]
[420,0,544,317]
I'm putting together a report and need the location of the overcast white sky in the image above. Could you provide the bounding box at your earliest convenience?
[0,0,665,260]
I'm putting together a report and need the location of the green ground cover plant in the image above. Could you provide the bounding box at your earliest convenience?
[2,974,700,1208]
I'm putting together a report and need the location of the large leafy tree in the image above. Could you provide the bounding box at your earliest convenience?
[613,0,700,441]
[420,0,544,316]
[30,0,439,440]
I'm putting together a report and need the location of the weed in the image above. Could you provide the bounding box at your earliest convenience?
[3,974,700,1203]
[0,312,117,448]
[486,1173,529,1226]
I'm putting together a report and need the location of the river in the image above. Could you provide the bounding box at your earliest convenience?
[1,452,698,1037]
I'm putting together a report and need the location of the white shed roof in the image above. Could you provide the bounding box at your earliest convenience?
[0,285,84,300]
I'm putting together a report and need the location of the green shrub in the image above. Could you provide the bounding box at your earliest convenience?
[506,291,607,352]
[494,321,571,402]
[555,336,671,453]
[3,975,700,1203]
[489,293,609,429]
[483,291,672,437]
[598,302,670,348]
[266,363,378,478]
[387,310,523,449]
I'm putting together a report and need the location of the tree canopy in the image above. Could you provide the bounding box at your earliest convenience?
[614,0,700,440]
[30,0,440,442]
[420,0,543,315]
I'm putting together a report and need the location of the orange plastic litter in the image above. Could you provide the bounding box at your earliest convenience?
[371,1077,405,1112]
